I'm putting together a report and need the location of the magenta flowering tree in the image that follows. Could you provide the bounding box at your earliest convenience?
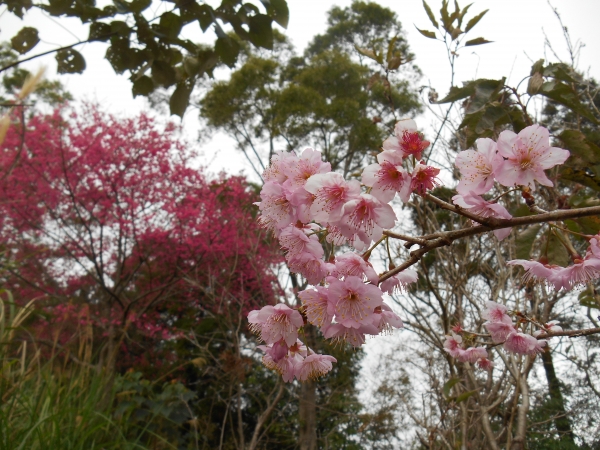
[247,2,600,447]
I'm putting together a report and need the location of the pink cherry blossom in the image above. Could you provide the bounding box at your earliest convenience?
[263,150,298,183]
[361,159,411,203]
[504,331,547,355]
[481,301,513,324]
[494,124,570,190]
[485,321,516,343]
[443,332,463,358]
[338,194,397,246]
[258,339,288,362]
[332,252,379,284]
[477,358,494,370]
[287,187,315,224]
[379,269,418,294]
[451,192,512,240]
[296,354,337,381]
[287,252,330,285]
[262,352,303,382]
[322,322,379,347]
[455,138,497,195]
[458,346,488,364]
[382,119,430,160]
[282,148,331,191]
[534,320,563,337]
[279,225,323,259]
[372,304,403,334]
[555,253,600,290]
[410,163,440,195]
[299,286,333,327]
[327,276,384,328]
[304,172,361,223]
[247,303,304,346]
[506,259,565,290]
[257,182,295,233]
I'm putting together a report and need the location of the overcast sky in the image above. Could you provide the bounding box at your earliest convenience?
[2,0,600,177]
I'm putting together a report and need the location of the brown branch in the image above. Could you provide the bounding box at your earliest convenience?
[536,327,600,339]
[379,204,600,283]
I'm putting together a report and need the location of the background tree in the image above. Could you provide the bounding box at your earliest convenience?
[0,0,290,116]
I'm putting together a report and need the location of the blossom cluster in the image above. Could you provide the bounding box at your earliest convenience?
[444,301,561,366]
[249,118,595,381]
[452,125,570,241]
[249,120,436,379]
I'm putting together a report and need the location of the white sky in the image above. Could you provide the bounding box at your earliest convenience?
[2,0,600,178]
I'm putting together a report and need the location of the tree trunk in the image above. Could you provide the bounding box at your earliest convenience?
[298,380,317,450]
[541,348,575,443]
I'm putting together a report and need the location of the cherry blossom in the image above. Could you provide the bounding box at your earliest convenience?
[296,354,337,381]
[361,159,411,203]
[382,119,430,160]
[379,269,418,295]
[257,182,295,233]
[332,252,379,284]
[455,138,498,195]
[327,276,384,328]
[452,192,512,240]
[299,286,333,327]
[283,147,331,191]
[494,124,570,190]
[304,172,361,223]
[443,332,464,359]
[410,163,440,195]
[485,321,517,343]
[338,194,397,247]
[481,301,513,325]
[372,304,403,334]
[477,358,494,370]
[287,252,330,285]
[248,304,304,346]
[279,225,323,259]
[504,331,547,355]
[263,150,298,183]
[322,322,379,347]
[458,347,488,364]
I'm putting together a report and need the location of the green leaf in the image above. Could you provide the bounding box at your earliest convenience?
[465,9,488,33]
[386,36,397,63]
[423,1,439,28]
[132,75,154,97]
[110,21,131,36]
[89,22,112,42]
[558,130,600,165]
[55,48,86,74]
[515,225,541,260]
[530,58,544,75]
[527,72,544,95]
[440,0,452,32]
[151,60,177,87]
[11,27,39,54]
[443,377,460,399]
[415,27,437,40]
[457,3,473,27]
[464,37,492,47]
[560,167,600,192]
[215,36,240,67]
[195,4,214,32]
[261,0,289,28]
[455,390,477,403]
[248,14,274,49]
[436,82,475,103]
[127,0,151,13]
[546,232,570,267]
[575,216,600,235]
[354,45,379,62]
[170,81,193,117]
[540,81,598,123]
[159,12,183,40]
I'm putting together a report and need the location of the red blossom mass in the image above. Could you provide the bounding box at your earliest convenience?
[0,106,283,369]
